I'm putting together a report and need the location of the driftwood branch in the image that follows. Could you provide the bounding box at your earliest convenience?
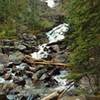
[41,90,64,100]
[41,91,59,100]
[24,55,72,68]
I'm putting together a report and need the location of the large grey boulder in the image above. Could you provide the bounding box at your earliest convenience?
[0,53,9,65]
[9,51,24,64]
[32,69,47,81]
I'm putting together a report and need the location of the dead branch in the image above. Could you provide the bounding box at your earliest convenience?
[24,55,72,68]
[41,91,59,100]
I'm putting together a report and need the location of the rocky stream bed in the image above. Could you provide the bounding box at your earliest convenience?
[0,24,84,100]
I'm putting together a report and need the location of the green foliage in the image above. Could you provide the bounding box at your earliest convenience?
[0,0,55,38]
[63,0,100,94]
[40,20,55,30]
[0,0,28,38]
[67,73,81,81]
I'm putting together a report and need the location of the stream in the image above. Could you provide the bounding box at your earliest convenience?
[0,1,76,100]
[0,23,75,100]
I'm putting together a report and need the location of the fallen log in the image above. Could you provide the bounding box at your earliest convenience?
[24,55,72,68]
[41,91,61,100]
[41,91,59,100]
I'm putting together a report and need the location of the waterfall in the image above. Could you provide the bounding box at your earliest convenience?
[41,0,59,8]
[31,23,69,60]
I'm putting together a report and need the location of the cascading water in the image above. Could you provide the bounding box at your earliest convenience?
[41,0,59,8]
[31,23,71,92]
[46,23,69,43]
[31,23,69,60]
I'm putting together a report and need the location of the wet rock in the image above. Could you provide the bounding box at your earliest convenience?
[1,46,15,55]
[0,92,7,100]
[7,94,16,100]
[44,78,58,88]
[55,51,68,63]
[15,70,23,76]
[9,89,19,95]
[19,96,27,100]
[0,63,4,75]
[16,63,29,70]
[0,77,5,83]
[32,69,47,81]
[22,33,36,41]
[27,94,40,100]
[22,48,33,54]
[48,45,59,53]
[16,44,26,51]
[39,73,48,81]
[25,71,33,78]
[22,46,38,54]
[0,48,2,53]
[2,40,14,46]
[36,33,48,44]
[4,73,12,80]
[7,62,14,69]
[0,53,9,66]
[2,83,16,92]
[49,68,61,76]
[32,65,45,73]
[13,77,26,87]
[9,51,24,64]
[67,89,79,96]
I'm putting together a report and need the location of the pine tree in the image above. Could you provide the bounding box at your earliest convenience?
[64,0,100,94]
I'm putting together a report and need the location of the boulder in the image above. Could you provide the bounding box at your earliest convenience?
[0,53,9,65]
[4,73,12,80]
[16,44,26,51]
[22,33,36,41]
[32,69,47,81]
[0,77,5,83]
[9,51,24,64]
[13,77,26,87]
[2,40,14,46]
[27,94,40,100]
[16,63,30,70]
[7,94,16,100]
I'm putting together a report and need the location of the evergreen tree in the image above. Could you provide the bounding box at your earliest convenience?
[64,0,100,94]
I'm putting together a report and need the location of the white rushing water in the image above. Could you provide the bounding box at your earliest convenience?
[53,70,74,91]
[53,70,67,90]
[31,23,72,91]
[31,44,49,60]
[31,23,69,60]
[46,23,69,43]
[41,0,59,8]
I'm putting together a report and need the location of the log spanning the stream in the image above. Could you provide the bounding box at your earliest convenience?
[24,55,72,67]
